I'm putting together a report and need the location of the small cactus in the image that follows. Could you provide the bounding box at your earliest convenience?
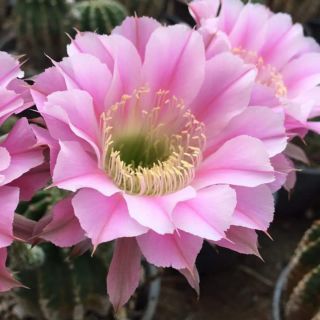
[14,0,73,72]
[14,245,110,320]
[74,0,128,34]
[282,220,320,320]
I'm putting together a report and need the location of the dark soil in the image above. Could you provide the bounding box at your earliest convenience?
[154,215,312,320]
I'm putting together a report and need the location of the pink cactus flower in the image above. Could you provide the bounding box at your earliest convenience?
[31,18,287,309]
[189,0,320,190]
[0,52,45,291]
[189,0,320,137]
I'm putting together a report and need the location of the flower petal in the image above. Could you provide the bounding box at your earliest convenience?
[112,16,161,61]
[214,226,260,256]
[0,248,22,292]
[143,25,205,105]
[205,106,287,158]
[107,238,141,312]
[0,52,22,87]
[40,198,85,247]
[0,186,19,248]
[53,53,112,115]
[124,187,196,234]
[232,185,274,231]
[191,53,256,137]
[137,230,203,271]
[52,141,118,196]
[194,135,274,188]
[72,189,147,247]
[172,185,236,241]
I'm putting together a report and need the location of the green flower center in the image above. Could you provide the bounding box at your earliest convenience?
[101,88,206,196]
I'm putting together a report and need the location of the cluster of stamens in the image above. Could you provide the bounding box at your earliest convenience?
[101,88,206,196]
[233,47,288,98]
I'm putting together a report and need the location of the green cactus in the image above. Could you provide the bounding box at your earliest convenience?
[118,0,164,18]
[285,266,320,320]
[13,244,111,320]
[14,0,73,72]
[282,220,320,320]
[74,0,128,34]
[16,187,66,222]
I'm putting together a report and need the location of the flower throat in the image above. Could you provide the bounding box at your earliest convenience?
[101,88,206,196]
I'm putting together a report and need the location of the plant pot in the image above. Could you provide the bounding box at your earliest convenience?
[272,266,290,320]
[276,168,320,218]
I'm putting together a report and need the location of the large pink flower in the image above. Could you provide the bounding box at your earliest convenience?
[0,52,45,291]
[31,18,287,308]
[189,0,320,136]
[189,0,320,190]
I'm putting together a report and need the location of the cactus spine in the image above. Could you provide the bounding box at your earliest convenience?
[283,220,320,320]
[74,0,128,34]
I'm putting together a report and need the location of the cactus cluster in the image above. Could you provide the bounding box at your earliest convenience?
[283,220,320,320]
[73,0,128,34]
[14,0,73,71]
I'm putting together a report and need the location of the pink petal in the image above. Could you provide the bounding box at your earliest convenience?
[43,90,100,159]
[68,33,142,106]
[218,0,244,34]
[214,226,260,256]
[124,187,196,235]
[205,106,287,158]
[191,53,256,137]
[268,154,294,192]
[0,88,24,125]
[0,147,10,171]
[0,248,22,292]
[112,16,161,61]
[195,135,275,189]
[260,16,319,69]
[172,185,236,241]
[189,0,220,25]
[72,189,147,248]
[0,186,19,248]
[0,118,44,184]
[228,3,270,51]
[53,53,112,115]
[53,141,118,196]
[198,20,231,59]
[179,266,200,296]
[0,52,22,87]
[282,52,320,98]
[138,230,203,270]
[31,66,66,110]
[40,198,85,247]
[13,214,36,242]
[143,25,205,105]
[232,185,274,231]
[9,163,50,201]
[107,238,141,312]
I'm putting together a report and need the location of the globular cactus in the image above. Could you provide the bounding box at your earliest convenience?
[14,245,111,320]
[73,0,128,34]
[118,0,165,19]
[282,220,320,320]
[14,0,73,72]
